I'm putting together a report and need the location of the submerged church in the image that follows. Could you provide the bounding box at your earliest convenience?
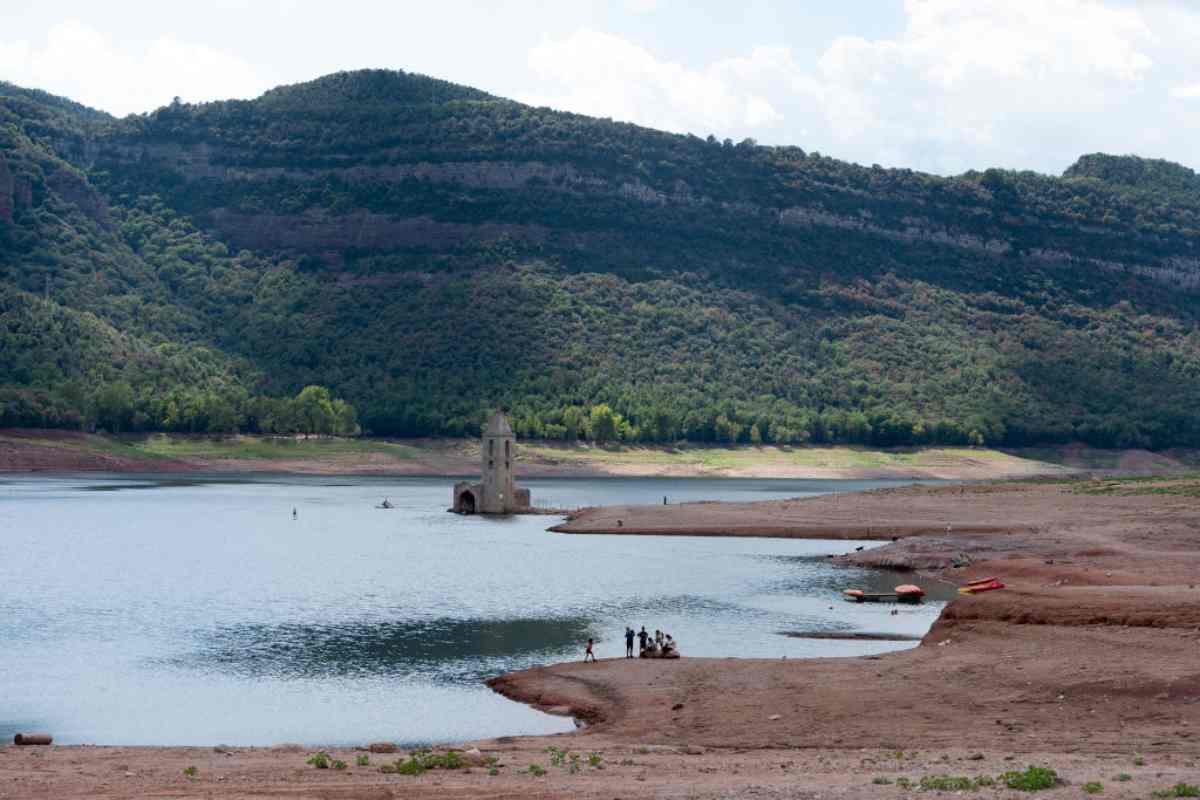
[452,411,531,514]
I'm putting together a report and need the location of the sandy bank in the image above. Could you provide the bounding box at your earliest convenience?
[8,428,1196,480]
[496,480,1200,759]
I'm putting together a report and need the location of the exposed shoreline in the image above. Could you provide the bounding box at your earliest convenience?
[5,477,1200,798]
[4,427,1198,481]
[492,479,1200,747]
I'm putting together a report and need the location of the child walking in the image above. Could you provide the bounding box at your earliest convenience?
[584,638,596,662]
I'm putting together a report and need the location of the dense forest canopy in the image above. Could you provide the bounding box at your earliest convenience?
[2,69,1199,447]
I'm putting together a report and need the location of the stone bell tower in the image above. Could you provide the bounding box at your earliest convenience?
[452,410,530,514]
[480,410,516,514]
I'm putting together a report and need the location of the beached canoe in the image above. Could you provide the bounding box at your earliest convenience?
[958,579,1006,594]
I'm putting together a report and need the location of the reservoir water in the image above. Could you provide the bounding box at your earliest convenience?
[0,474,950,746]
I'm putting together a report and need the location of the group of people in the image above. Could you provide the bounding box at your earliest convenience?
[626,626,676,658]
[582,625,680,662]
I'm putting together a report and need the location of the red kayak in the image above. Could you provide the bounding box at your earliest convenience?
[958,579,1005,594]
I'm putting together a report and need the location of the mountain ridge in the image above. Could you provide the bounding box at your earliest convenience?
[2,69,1199,448]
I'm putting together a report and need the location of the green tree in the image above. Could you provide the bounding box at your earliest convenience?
[93,382,135,432]
[588,404,617,444]
[293,385,336,435]
[331,398,360,436]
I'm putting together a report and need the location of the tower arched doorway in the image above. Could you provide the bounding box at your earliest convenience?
[458,490,476,514]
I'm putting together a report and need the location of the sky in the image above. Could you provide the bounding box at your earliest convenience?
[3,0,1200,175]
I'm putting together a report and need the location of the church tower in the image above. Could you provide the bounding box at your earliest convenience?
[480,410,516,514]
[451,410,530,514]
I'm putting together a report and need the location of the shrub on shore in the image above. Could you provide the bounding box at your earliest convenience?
[1002,766,1059,791]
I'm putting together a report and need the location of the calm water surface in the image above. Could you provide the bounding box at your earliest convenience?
[0,475,950,745]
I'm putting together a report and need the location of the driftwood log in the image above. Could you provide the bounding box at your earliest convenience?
[14,733,53,745]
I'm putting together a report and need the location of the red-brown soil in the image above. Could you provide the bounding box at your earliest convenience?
[4,480,1200,798]
[0,429,195,473]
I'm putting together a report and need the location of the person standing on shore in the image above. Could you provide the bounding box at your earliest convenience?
[624,626,635,658]
[584,638,596,662]
[638,626,649,654]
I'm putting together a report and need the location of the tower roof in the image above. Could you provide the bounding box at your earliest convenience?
[484,410,514,437]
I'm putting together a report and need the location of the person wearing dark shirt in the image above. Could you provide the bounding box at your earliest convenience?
[624,626,635,658]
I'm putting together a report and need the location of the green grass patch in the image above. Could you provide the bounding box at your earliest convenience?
[1002,766,1059,791]
[1153,784,1200,798]
[520,442,1065,474]
[1082,781,1104,794]
[379,749,465,776]
[127,434,420,461]
[920,775,977,791]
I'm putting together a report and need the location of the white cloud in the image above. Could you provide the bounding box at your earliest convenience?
[517,1,1200,173]
[519,30,793,137]
[810,0,1159,172]
[2,20,272,116]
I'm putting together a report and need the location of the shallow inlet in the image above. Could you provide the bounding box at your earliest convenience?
[0,474,950,746]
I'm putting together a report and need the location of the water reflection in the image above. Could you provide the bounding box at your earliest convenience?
[187,616,593,682]
[81,480,203,492]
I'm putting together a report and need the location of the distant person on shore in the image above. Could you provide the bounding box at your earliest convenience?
[638,626,649,654]
[292,507,297,519]
[584,638,596,662]
[655,629,664,648]
[625,626,635,658]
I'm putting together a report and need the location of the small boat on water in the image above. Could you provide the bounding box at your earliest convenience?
[842,584,925,604]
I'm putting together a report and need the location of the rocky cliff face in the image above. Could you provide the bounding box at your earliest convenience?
[45,166,109,225]
[84,128,1200,291]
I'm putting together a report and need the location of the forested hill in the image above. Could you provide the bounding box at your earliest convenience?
[3,69,1200,448]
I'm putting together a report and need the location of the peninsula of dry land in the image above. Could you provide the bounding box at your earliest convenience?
[5,477,1200,799]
